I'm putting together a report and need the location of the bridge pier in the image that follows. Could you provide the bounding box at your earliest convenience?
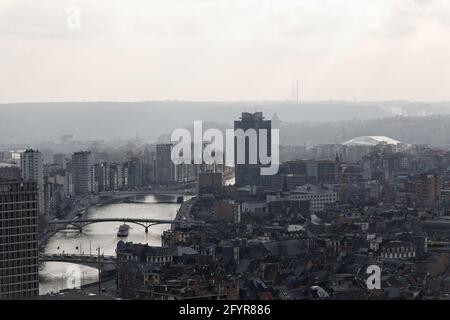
[145,227,149,233]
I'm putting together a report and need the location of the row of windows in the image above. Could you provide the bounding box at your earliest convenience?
[381,252,415,259]
[0,256,38,265]
[0,289,38,299]
[146,255,173,263]
[0,219,37,228]
[0,202,37,211]
[0,193,37,202]
[291,195,336,200]
[0,268,38,279]
[382,246,415,253]
[0,225,37,232]
[0,281,39,297]
[0,183,37,193]
[0,233,37,244]
[0,244,37,256]
[0,211,38,220]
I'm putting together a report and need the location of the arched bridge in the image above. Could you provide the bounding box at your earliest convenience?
[48,218,204,233]
[39,253,116,271]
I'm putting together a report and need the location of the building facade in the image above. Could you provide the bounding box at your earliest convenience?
[415,173,440,208]
[234,112,272,187]
[156,144,175,183]
[0,180,39,299]
[53,153,66,170]
[20,149,44,215]
[72,151,94,194]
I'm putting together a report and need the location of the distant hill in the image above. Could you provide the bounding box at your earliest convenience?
[1,100,450,144]
[279,115,450,146]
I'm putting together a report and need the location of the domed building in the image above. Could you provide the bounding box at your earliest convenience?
[337,136,403,163]
[343,136,400,146]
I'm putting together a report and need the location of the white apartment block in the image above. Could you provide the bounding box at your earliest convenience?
[288,185,337,213]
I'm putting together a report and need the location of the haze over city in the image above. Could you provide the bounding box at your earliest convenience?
[1,0,450,102]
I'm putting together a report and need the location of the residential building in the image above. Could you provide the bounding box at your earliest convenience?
[156,144,175,183]
[72,151,94,194]
[415,173,440,208]
[52,153,66,170]
[0,180,39,298]
[20,149,44,215]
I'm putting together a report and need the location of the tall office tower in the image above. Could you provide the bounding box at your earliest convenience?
[234,112,271,186]
[0,179,39,299]
[72,151,94,194]
[53,153,66,170]
[198,141,225,174]
[125,157,145,189]
[416,173,441,208]
[20,149,44,215]
[156,144,175,183]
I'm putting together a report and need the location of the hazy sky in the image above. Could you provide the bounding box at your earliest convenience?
[1,0,450,103]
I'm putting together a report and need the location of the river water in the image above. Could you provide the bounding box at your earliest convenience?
[39,194,182,295]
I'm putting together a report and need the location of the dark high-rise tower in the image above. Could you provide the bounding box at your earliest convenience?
[0,179,39,299]
[72,151,94,194]
[156,144,175,183]
[234,112,271,186]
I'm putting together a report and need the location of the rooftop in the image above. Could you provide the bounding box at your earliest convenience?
[343,136,400,146]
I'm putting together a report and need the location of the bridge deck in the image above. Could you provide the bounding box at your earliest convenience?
[49,218,204,225]
[39,254,117,271]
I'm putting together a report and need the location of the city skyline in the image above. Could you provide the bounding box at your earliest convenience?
[2,110,450,301]
[3,0,450,307]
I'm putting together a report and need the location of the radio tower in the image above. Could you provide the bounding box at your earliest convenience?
[291,76,300,104]
[291,75,296,102]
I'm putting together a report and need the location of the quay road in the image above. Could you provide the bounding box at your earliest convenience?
[39,253,116,268]
[98,187,196,199]
[39,253,118,298]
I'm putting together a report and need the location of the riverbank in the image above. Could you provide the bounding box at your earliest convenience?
[40,276,118,300]
[39,193,183,295]
[38,194,99,250]
[38,189,195,251]
[38,190,173,249]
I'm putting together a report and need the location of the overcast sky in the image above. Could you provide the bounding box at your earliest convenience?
[1,0,450,103]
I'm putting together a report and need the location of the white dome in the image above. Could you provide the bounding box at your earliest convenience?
[343,135,400,146]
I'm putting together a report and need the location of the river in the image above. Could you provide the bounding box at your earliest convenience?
[39,193,182,295]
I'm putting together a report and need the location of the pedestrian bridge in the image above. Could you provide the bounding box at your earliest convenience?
[48,217,204,233]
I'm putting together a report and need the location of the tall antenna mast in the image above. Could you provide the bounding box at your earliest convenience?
[291,75,295,102]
